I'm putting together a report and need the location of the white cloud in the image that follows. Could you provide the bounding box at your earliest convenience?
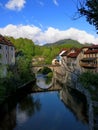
[0,24,98,45]
[17,111,28,124]
[53,0,59,6]
[5,0,26,11]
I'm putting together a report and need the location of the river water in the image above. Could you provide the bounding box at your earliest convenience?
[0,74,89,130]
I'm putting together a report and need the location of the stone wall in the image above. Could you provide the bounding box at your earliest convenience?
[54,65,94,130]
[75,83,94,130]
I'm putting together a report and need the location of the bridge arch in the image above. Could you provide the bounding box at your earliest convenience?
[32,65,60,74]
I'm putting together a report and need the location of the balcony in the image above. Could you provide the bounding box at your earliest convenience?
[79,62,97,69]
[80,57,97,69]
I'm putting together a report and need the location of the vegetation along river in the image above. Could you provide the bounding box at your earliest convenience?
[0,73,89,130]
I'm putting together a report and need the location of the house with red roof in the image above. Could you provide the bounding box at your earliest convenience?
[66,48,82,71]
[80,45,98,72]
[52,45,98,73]
[60,47,89,73]
[52,48,68,65]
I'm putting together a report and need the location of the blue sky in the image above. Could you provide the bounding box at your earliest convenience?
[0,0,98,45]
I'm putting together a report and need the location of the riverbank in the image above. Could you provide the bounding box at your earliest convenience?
[70,72,98,130]
[0,79,36,107]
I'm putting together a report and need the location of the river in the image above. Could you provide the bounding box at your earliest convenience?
[0,74,89,130]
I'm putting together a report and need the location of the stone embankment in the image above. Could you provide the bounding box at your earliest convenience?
[71,71,98,130]
[75,82,94,130]
[54,65,94,130]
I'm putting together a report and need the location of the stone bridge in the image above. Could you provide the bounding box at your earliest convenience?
[32,64,61,73]
[32,78,62,93]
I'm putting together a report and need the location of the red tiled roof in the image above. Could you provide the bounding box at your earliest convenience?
[89,44,98,49]
[84,49,98,54]
[67,52,78,58]
[67,48,81,58]
[0,34,14,46]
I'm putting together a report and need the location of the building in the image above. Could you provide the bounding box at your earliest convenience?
[0,35,15,77]
[54,49,68,65]
[80,45,98,72]
[58,47,90,73]
[52,45,98,73]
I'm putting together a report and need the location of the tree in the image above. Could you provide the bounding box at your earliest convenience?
[77,0,98,32]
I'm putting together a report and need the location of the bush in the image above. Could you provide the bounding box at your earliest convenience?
[78,71,98,88]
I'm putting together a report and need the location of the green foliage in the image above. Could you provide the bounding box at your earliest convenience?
[7,37,85,65]
[41,67,52,75]
[78,0,98,32]
[7,37,35,59]
[47,72,53,78]
[16,56,33,83]
[78,71,98,88]
[0,67,16,102]
[6,37,35,83]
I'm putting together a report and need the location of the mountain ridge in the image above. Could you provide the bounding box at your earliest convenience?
[43,39,89,48]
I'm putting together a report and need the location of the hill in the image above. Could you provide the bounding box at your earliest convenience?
[44,39,89,48]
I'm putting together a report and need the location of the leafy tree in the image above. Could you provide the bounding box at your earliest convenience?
[78,71,98,88]
[77,0,98,32]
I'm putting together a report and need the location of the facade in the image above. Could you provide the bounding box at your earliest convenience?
[80,45,98,72]
[52,59,59,65]
[57,46,98,73]
[52,45,98,73]
[0,35,15,65]
[0,35,15,77]
[55,49,68,65]
[67,48,80,69]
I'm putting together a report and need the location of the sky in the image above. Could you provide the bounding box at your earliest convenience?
[0,0,98,45]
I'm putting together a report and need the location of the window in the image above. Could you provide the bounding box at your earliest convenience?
[0,45,1,49]
[11,47,13,50]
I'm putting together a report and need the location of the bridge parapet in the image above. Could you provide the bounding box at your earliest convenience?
[32,64,61,74]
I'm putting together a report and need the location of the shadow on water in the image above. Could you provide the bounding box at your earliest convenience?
[0,82,41,130]
[60,86,88,124]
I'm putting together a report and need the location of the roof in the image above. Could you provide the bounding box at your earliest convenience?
[59,48,68,56]
[81,46,90,49]
[67,48,81,58]
[83,44,98,54]
[67,52,78,58]
[89,44,98,49]
[81,57,96,62]
[0,34,14,46]
[84,49,98,54]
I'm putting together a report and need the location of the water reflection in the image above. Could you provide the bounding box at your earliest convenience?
[15,91,89,130]
[36,74,53,89]
[0,72,89,130]
[60,87,88,124]
[0,94,41,130]
[18,95,41,115]
[0,107,16,130]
